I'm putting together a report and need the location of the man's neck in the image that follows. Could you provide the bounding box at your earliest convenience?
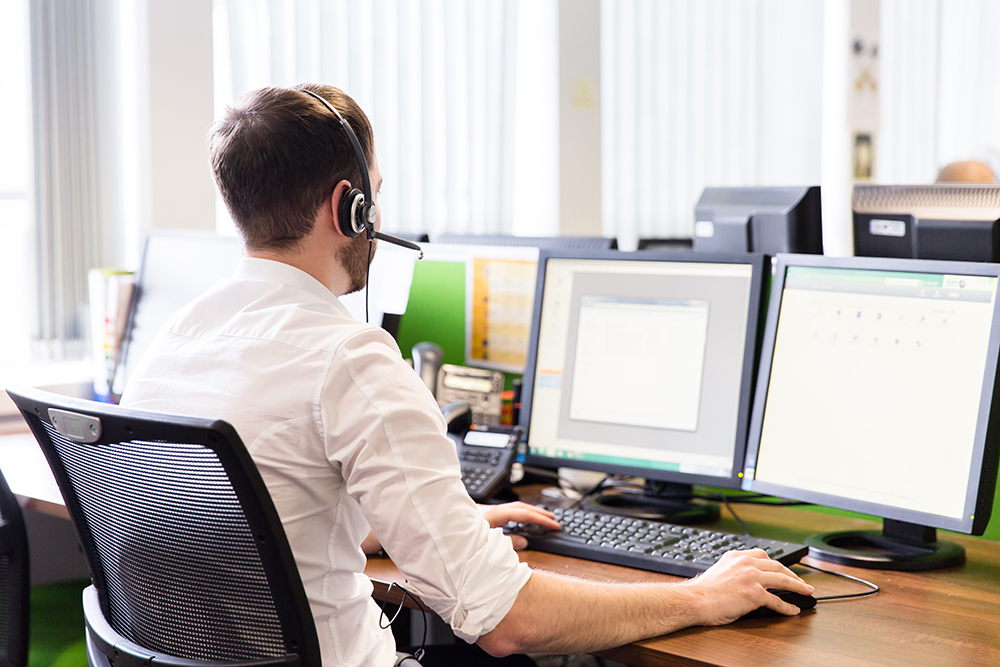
[246,246,352,297]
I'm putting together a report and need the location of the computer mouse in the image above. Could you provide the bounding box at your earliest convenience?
[739,589,817,620]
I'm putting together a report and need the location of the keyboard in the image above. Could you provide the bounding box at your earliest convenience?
[504,504,808,578]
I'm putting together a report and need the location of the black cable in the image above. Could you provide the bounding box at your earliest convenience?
[800,562,880,601]
[378,581,408,628]
[719,493,751,536]
[365,239,373,323]
[722,501,881,601]
[570,473,611,508]
[378,581,428,661]
[409,587,428,662]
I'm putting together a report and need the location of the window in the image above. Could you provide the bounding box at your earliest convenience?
[0,0,33,370]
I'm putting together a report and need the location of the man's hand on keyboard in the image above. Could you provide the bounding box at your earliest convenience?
[480,502,560,550]
[681,549,814,625]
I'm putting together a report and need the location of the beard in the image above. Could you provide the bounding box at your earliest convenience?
[338,233,375,295]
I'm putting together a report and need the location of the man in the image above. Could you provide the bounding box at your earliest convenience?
[936,160,996,184]
[121,84,812,667]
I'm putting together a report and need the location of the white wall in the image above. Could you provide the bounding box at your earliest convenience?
[147,0,216,233]
[558,0,602,237]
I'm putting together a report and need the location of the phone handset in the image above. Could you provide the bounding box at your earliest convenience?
[411,342,444,398]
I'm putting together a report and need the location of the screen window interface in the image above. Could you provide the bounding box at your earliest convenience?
[527,258,754,479]
[753,266,998,521]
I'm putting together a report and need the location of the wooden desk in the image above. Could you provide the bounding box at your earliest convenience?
[366,490,1000,667]
[8,434,998,666]
[0,428,69,519]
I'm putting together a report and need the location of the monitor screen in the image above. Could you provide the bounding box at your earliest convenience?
[743,254,1000,569]
[520,250,767,518]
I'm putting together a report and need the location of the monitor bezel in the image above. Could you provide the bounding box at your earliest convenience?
[742,253,1000,535]
[519,249,769,490]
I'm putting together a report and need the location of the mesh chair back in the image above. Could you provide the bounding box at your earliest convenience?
[6,386,321,667]
[0,468,28,667]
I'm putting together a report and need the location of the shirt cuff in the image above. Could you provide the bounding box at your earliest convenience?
[411,529,533,643]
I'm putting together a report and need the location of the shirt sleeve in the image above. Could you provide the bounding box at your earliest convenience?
[318,328,531,642]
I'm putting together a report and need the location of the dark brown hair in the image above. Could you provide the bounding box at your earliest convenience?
[209,84,374,251]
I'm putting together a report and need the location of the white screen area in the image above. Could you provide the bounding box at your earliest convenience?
[569,298,709,431]
[753,267,998,520]
[527,258,754,479]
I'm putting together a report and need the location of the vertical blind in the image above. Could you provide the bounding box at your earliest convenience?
[213,0,520,238]
[29,0,106,354]
[600,0,826,249]
[879,0,1000,184]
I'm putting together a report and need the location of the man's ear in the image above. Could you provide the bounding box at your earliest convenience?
[329,180,353,238]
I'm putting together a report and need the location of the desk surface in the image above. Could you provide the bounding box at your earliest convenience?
[6,430,998,667]
[0,429,69,519]
[366,488,1000,667]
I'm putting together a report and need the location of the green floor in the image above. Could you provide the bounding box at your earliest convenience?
[28,580,89,667]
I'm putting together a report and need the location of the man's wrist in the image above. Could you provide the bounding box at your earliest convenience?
[674,579,709,628]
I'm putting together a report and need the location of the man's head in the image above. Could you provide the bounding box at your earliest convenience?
[935,160,997,184]
[209,84,376,253]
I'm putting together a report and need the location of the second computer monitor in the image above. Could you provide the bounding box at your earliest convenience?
[520,250,767,522]
[852,184,1000,262]
[743,254,1000,570]
[693,186,822,255]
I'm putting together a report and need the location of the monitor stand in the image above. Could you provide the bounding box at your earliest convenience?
[580,480,720,525]
[804,519,966,571]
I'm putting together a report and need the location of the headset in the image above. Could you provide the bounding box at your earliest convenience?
[297,87,422,256]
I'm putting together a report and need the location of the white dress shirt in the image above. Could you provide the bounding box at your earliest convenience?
[121,258,531,667]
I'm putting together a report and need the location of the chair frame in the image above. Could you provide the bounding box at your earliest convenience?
[0,467,29,667]
[6,386,321,667]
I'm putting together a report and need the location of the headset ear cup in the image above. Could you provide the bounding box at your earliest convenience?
[338,188,365,238]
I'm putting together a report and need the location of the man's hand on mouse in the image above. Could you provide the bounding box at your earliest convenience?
[479,502,560,550]
[679,549,814,625]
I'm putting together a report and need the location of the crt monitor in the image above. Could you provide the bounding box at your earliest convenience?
[742,254,1000,570]
[693,186,822,255]
[520,249,767,522]
[852,184,1000,262]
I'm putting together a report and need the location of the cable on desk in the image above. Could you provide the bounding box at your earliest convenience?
[801,562,880,601]
[569,475,809,506]
[722,499,880,601]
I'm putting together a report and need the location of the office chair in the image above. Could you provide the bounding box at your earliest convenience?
[5,386,321,667]
[0,466,29,667]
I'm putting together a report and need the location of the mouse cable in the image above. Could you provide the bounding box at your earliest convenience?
[800,562,880,601]
[379,581,427,662]
[722,499,881,601]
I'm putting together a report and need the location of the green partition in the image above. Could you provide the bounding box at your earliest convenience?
[395,259,467,367]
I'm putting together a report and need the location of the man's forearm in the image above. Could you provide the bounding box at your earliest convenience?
[478,570,701,656]
[478,549,812,657]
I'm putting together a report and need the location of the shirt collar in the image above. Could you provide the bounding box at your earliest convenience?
[233,257,353,318]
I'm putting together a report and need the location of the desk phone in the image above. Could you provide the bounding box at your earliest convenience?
[454,424,520,502]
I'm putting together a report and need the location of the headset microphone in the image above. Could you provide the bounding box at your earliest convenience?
[373,231,424,259]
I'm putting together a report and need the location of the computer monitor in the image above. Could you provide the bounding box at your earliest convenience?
[436,234,618,251]
[742,254,1000,570]
[693,186,822,255]
[852,184,1000,262]
[112,232,244,398]
[520,250,768,522]
[637,238,694,251]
